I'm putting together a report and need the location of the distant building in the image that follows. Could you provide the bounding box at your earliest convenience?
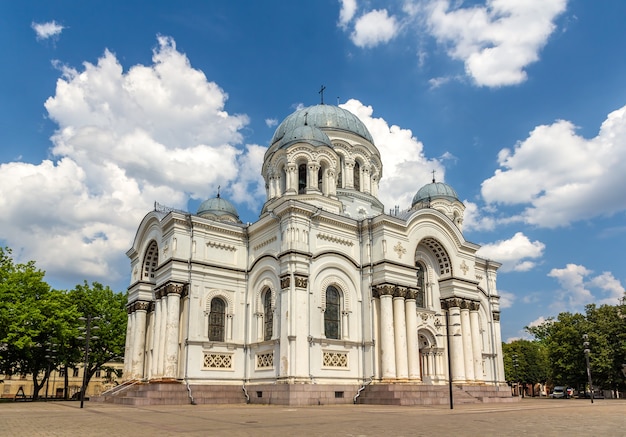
[1,361,123,399]
[122,103,507,405]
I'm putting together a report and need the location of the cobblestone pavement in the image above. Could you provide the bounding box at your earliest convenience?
[1,398,624,436]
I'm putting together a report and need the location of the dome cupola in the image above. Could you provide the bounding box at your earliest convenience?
[197,191,241,223]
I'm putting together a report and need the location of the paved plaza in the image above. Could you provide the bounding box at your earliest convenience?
[1,398,624,436]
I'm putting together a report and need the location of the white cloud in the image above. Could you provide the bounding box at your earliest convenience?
[476,232,545,272]
[423,0,567,87]
[548,264,624,311]
[0,36,261,288]
[340,99,444,211]
[350,9,400,48]
[265,118,278,128]
[32,21,65,40]
[498,290,515,309]
[338,0,358,28]
[527,316,549,329]
[481,106,626,228]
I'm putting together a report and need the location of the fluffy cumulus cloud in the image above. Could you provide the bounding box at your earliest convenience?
[481,106,626,228]
[338,0,358,28]
[338,1,566,87]
[476,232,545,272]
[351,9,400,48]
[340,99,444,211]
[424,0,567,87]
[32,21,65,40]
[548,264,625,311]
[0,36,264,288]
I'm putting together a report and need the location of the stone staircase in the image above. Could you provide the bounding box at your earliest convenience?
[355,384,518,406]
[92,382,246,406]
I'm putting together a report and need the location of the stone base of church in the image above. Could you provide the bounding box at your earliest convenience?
[356,383,520,406]
[246,383,361,405]
[93,381,518,406]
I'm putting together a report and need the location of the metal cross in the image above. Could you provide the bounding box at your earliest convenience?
[319,85,326,104]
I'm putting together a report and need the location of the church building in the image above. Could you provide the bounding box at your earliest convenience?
[121,103,509,406]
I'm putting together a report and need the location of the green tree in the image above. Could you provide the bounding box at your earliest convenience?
[584,302,626,392]
[0,247,79,400]
[503,339,549,396]
[70,281,127,395]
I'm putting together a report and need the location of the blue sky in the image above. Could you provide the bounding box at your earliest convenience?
[1,1,625,342]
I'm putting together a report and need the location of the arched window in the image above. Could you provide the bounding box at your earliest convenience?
[416,263,426,308]
[298,163,307,194]
[142,241,159,282]
[208,297,226,341]
[263,290,273,341]
[325,286,341,339]
[353,161,360,191]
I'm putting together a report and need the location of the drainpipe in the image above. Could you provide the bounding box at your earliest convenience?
[242,224,250,403]
[184,214,196,405]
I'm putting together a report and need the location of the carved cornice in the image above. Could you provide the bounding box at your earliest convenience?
[316,232,354,246]
[253,235,277,251]
[280,275,290,289]
[207,240,237,252]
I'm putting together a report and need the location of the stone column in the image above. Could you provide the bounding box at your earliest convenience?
[157,293,167,376]
[286,164,297,195]
[151,294,162,377]
[131,301,149,379]
[378,286,396,379]
[460,301,475,382]
[164,284,184,378]
[493,312,505,383]
[123,309,133,380]
[469,302,484,382]
[393,288,408,379]
[345,161,355,189]
[444,299,465,382]
[405,290,421,380]
[362,166,371,194]
[307,163,320,193]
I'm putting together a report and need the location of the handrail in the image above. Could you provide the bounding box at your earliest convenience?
[353,378,372,404]
[100,379,140,397]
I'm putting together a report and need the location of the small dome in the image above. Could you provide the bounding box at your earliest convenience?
[276,125,333,150]
[412,181,459,206]
[197,195,240,222]
[270,104,374,146]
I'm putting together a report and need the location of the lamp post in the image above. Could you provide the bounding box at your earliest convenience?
[44,344,57,401]
[583,334,593,404]
[512,354,519,396]
[77,315,99,409]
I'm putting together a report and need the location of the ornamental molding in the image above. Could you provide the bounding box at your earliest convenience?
[206,240,237,252]
[440,297,481,311]
[317,232,354,246]
[253,236,277,251]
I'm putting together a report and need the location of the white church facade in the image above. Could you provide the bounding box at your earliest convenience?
[121,103,509,406]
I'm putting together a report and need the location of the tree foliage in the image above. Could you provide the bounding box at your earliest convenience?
[525,298,626,391]
[0,247,79,400]
[70,281,127,392]
[503,339,549,387]
[0,248,128,400]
